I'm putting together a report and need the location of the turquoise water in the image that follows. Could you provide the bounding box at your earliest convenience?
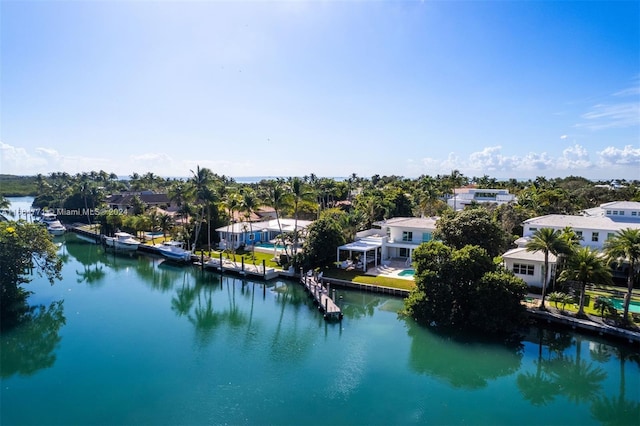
[610,298,640,314]
[2,199,640,425]
[398,268,415,277]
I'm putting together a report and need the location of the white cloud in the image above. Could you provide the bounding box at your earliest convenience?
[556,144,592,170]
[1,141,113,175]
[598,145,640,166]
[467,146,518,172]
[1,141,48,173]
[560,135,568,140]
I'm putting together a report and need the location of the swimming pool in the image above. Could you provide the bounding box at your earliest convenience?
[256,242,286,250]
[398,269,415,277]
[609,298,640,314]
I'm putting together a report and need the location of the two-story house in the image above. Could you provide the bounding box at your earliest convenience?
[502,201,640,288]
[448,187,516,211]
[337,217,438,271]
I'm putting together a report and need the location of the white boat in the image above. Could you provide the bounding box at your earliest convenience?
[155,241,192,262]
[104,232,141,251]
[37,212,58,225]
[47,220,66,236]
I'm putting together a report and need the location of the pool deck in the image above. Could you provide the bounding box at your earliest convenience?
[365,260,415,280]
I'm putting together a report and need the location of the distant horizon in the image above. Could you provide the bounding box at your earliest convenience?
[2,2,638,180]
[2,172,636,184]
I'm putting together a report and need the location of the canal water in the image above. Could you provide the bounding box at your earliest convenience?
[1,199,639,425]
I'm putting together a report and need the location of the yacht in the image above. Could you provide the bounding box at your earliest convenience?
[47,220,66,236]
[156,241,192,262]
[104,232,141,251]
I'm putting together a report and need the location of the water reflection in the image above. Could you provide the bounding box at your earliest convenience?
[518,326,640,424]
[0,301,65,378]
[406,319,523,388]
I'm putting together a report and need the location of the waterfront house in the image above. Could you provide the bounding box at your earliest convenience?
[217,218,312,250]
[522,201,640,250]
[337,216,438,271]
[502,201,640,287]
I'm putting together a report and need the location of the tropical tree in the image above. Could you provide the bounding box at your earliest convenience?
[604,228,640,325]
[189,166,216,251]
[158,213,173,240]
[434,208,508,258]
[262,180,292,257]
[526,228,571,310]
[404,241,527,335]
[287,177,314,252]
[221,191,242,253]
[558,246,612,317]
[239,188,259,257]
[0,221,62,329]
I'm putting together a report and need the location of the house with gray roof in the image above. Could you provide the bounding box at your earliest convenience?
[503,201,640,287]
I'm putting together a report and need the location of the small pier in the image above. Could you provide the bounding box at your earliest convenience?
[204,255,281,280]
[300,271,343,321]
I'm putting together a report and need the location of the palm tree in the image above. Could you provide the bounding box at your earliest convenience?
[526,228,571,310]
[559,246,612,317]
[288,177,314,253]
[262,180,291,257]
[158,213,173,241]
[239,188,259,257]
[221,191,242,253]
[604,228,640,325]
[189,166,216,252]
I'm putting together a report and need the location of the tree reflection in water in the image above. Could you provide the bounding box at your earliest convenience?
[517,326,640,424]
[1,301,65,378]
[590,345,640,425]
[406,319,523,389]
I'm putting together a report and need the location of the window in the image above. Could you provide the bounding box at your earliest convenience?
[422,232,432,242]
[399,248,409,257]
[592,232,599,242]
[613,211,618,215]
[607,233,615,240]
[513,263,534,276]
[606,210,612,215]
[386,227,391,238]
[632,211,638,217]
[402,231,413,242]
[248,233,255,241]
[576,231,583,238]
[529,227,537,232]
[619,211,625,216]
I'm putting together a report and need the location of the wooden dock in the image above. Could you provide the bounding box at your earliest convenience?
[203,255,281,280]
[300,271,343,321]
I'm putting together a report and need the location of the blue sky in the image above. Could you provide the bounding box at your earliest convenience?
[1,1,638,180]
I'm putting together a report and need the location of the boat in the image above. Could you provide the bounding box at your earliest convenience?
[155,241,192,262]
[37,212,58,225]
[47,220,66,236]
[104,232,141,251]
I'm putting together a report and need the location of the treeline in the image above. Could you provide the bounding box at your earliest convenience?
[0,175,38,196]
[4,169,640,256]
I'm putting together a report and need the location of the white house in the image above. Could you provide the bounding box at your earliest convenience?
[217,218,313,250]
[502,246,558,288]
[336,217,438,271]
[522,201,640,250]
[503,201,640,287]
[448,187,516,211]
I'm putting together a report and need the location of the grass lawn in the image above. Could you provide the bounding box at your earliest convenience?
[321,267,416,291]
[196,248,282,269]
[546,289,640,325]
